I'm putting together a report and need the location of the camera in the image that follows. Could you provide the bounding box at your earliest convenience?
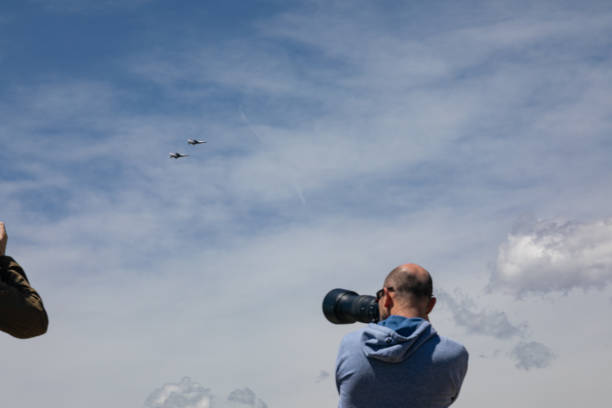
[322,288,379,324]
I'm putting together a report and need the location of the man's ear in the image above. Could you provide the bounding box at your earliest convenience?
[426,296,436,314]
[383,289,394,308]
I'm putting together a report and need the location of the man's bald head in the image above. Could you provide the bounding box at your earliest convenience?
[384,263,433,302]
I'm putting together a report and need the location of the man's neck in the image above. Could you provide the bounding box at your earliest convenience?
[390,307,428,321]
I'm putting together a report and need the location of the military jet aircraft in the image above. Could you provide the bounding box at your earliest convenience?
[169,152,189,159]
[187,139,206,145]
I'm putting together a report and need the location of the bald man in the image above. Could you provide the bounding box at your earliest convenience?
[335,264,468,408]
[0,222,48,338]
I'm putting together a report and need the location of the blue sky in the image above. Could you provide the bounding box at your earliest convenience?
[2,1,612,407]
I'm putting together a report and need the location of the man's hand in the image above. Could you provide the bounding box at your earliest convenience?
[0,222,7,256]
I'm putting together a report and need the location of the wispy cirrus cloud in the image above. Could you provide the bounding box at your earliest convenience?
[121,0,612,224]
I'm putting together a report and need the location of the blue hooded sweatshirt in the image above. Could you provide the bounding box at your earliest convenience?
[336,316,468,408]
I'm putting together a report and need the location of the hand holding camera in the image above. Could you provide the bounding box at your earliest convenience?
[0,222,7,256]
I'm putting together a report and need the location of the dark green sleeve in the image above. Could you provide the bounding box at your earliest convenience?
[0,255,49,339]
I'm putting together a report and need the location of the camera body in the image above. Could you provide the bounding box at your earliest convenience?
[322,288,380,324]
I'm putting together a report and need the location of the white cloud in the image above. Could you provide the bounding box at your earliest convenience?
[491,218,612,296]
[510,341,556,370]
[144,377,213,408]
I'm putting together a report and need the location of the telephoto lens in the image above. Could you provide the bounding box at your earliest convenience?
[322,288,380,324]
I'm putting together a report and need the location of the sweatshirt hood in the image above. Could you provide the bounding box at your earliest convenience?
[361,316,437,363]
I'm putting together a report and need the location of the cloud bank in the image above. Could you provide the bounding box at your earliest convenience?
[491,218,612,296]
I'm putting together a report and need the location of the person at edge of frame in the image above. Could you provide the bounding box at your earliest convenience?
[0,221,48,339]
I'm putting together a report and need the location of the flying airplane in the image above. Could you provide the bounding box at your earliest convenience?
[169,152,189,159]
[187,139,206,145]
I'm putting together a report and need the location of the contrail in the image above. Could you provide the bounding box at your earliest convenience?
[239,107,307,206]
[290,177,307,206]
[240,108,260,140]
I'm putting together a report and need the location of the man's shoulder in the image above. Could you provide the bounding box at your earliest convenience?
[339,326,367,349]
[433,334,469,362]
[339,323,391,345]
[337,325,380,361]
[437,335,468,351]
